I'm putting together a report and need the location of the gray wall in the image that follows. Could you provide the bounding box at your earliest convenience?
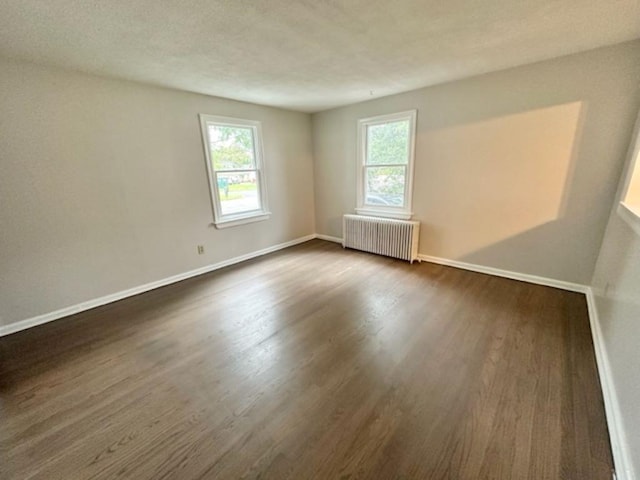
[591,111,640,478]
[312,40,640,285]
[2,38,640,476]
[0,59,315,327]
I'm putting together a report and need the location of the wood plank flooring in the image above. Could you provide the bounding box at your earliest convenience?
[0,239,613,479]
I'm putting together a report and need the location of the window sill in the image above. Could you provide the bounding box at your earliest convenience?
[214,212,271,229]
[355,208,413,220]
[617,202,640,237]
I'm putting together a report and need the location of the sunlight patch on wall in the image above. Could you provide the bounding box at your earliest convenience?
[421,101,583,257]
[621,123,640,212]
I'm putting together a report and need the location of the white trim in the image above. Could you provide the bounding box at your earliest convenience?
[354,208,413,220]
[0,234,316,337]
[586,288,636,480]
[356,110,417,219]
[311,241,587,293]
[213,212,271,229]
[199,114,269,228]
[417,254,588,292]
[315,234,343,244]
[618,202,640,237]
[618,109,640,210]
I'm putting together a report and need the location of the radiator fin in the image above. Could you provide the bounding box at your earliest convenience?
[342,214,420,263]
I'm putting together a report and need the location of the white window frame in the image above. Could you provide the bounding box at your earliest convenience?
[199,114,270,229]
[617,109,640,237]
[356,110,417,220]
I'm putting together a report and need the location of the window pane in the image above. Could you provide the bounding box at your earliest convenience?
[365,166,406,207]
[366,120,410,165]
[216,171,260,215]
[208,125,256,170]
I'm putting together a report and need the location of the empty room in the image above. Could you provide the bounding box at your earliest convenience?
[1,1,640,479]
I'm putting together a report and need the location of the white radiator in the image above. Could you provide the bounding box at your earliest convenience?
[343,214,420,263]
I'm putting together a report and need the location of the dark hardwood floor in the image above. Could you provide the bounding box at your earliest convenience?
[0,239,613,479]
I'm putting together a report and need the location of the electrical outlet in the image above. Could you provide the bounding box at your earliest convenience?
[197,245,205,255]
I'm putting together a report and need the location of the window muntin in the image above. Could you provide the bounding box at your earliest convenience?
[199,115,269,228]
[357,111,417,219]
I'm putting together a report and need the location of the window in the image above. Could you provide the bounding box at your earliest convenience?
[618,111,640,236]
[356,110,417,219]
[199,114,269,228]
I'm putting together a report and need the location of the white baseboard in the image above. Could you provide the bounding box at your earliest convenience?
[418,254,588,293]
[315,234,343,244]
[586,289,635,480]
[0,234,317,337]
[311,238,587,293]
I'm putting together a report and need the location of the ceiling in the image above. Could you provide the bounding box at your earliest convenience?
[0,1,638,112]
